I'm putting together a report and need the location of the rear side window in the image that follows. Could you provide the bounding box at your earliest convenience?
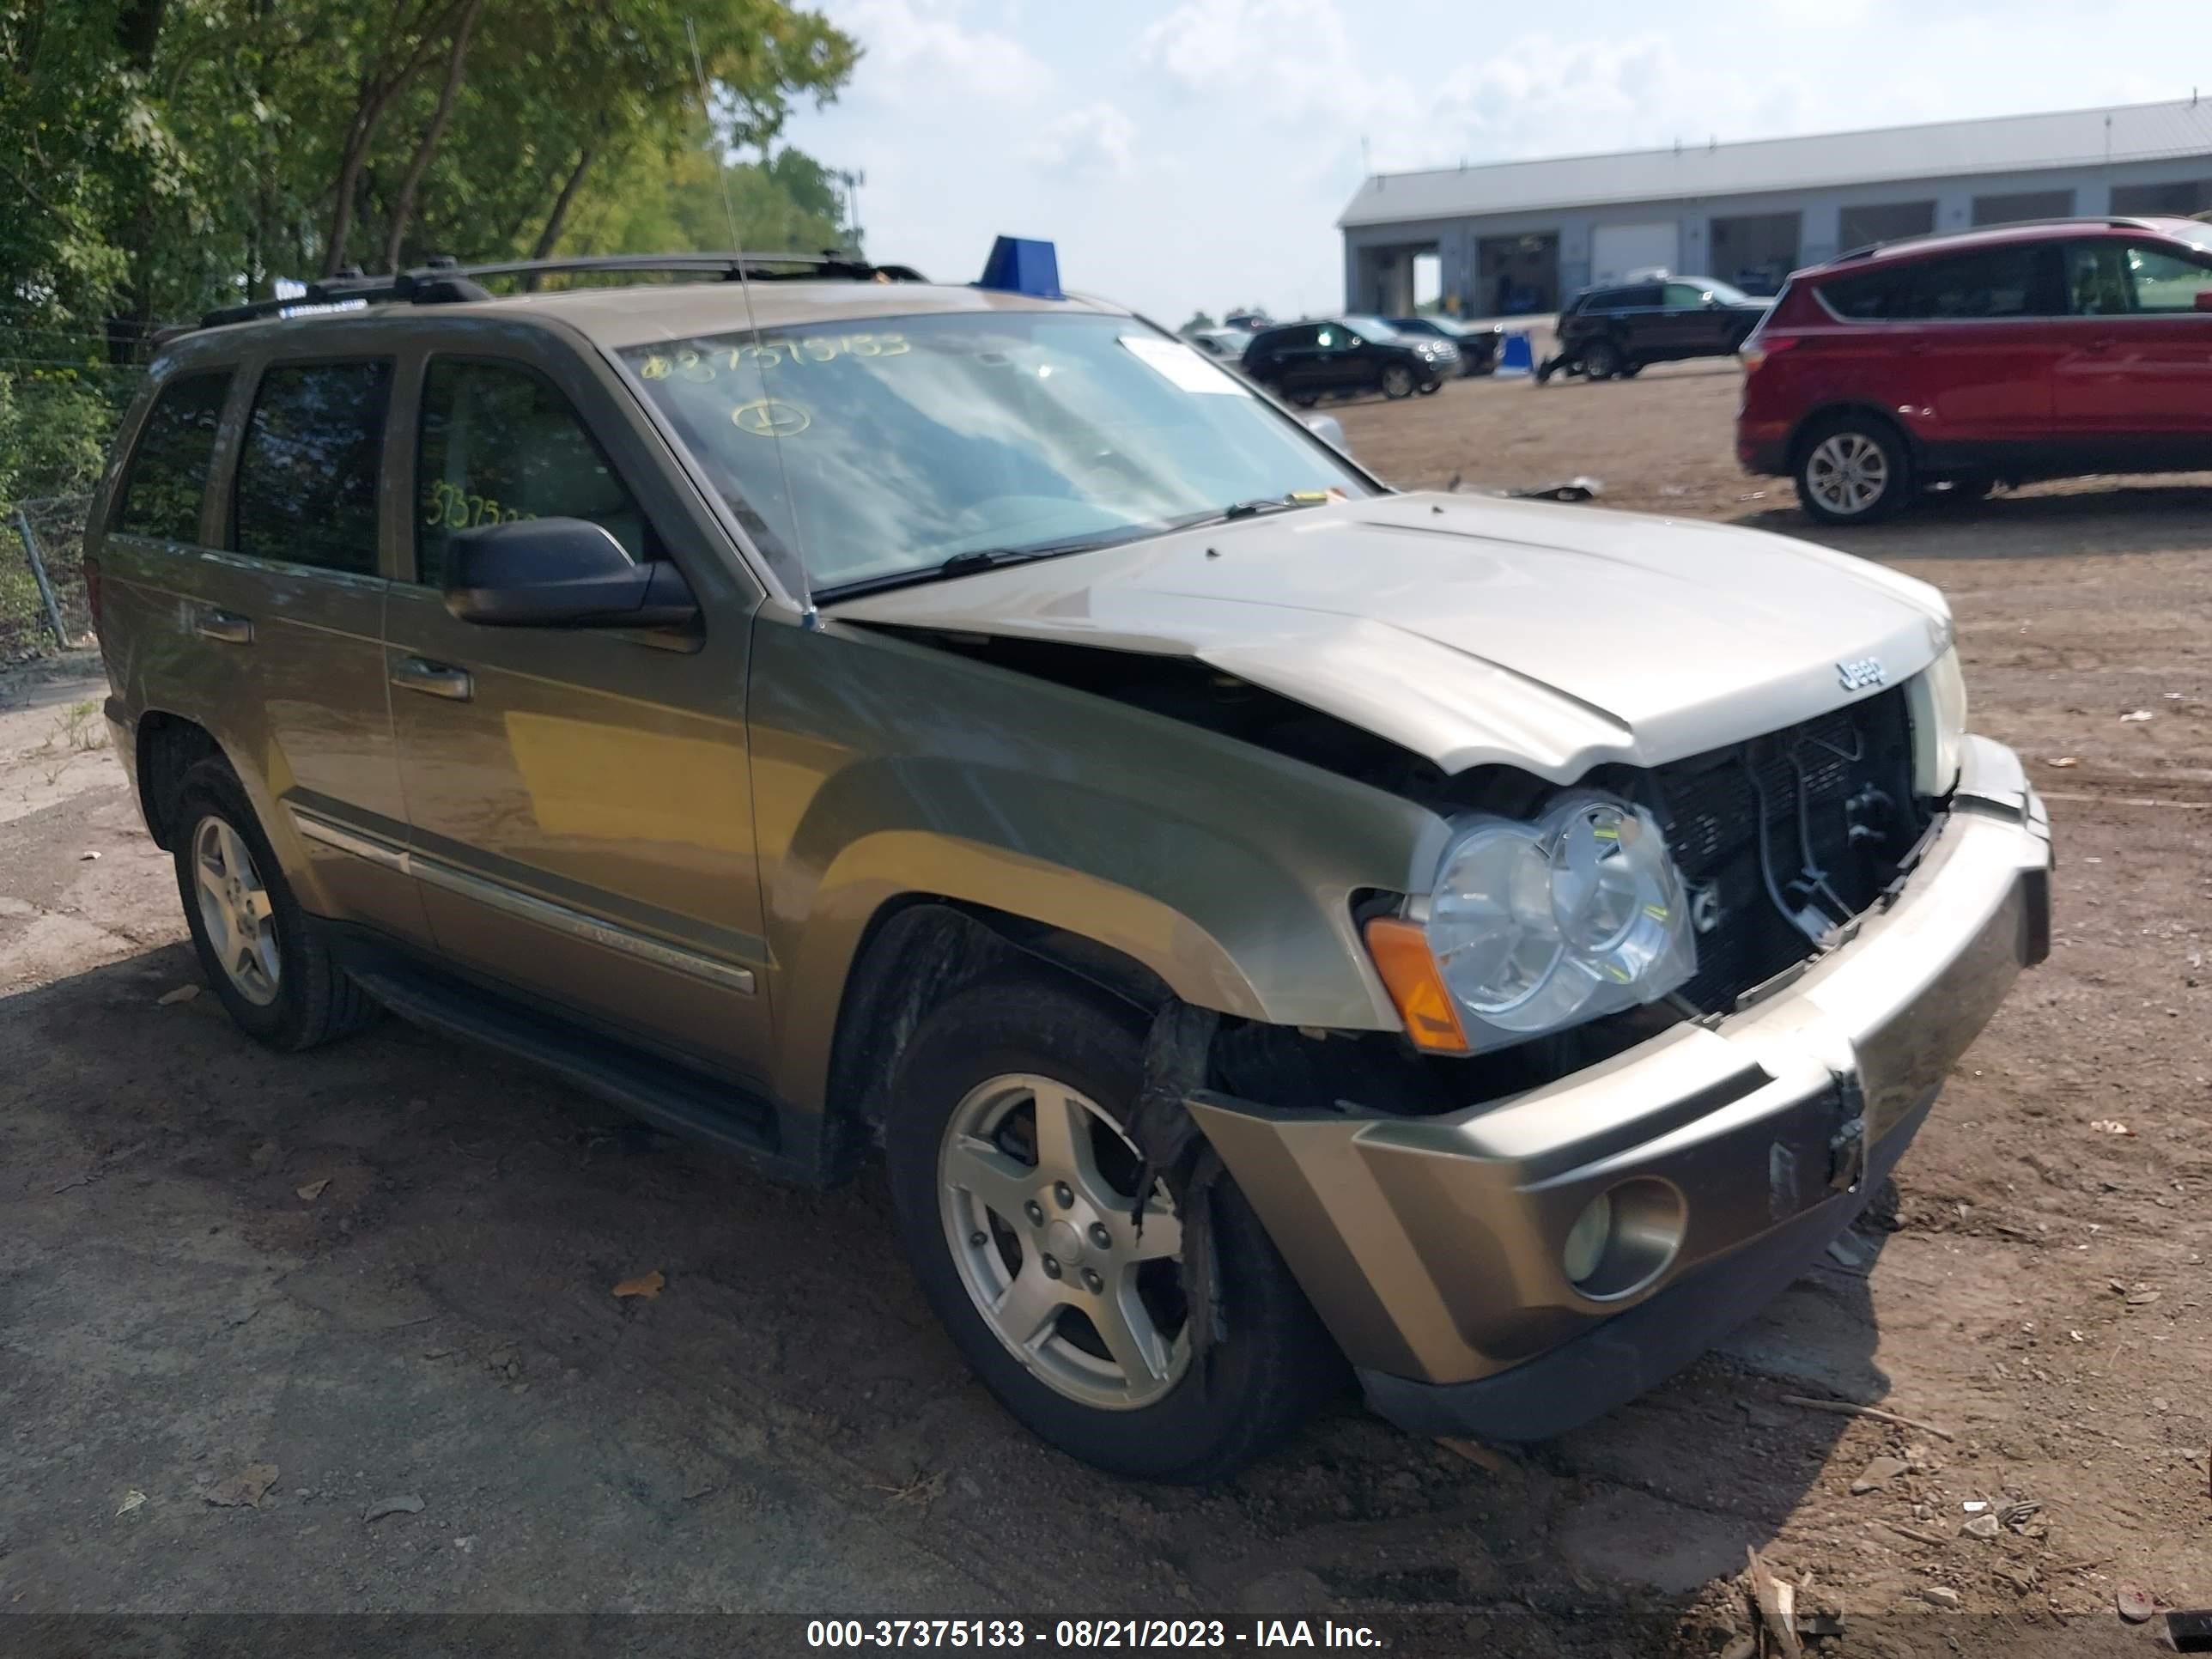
[414,360,654,586]
[112,370,232,543]
[1821,246,2058,320]
[234,360,392,574]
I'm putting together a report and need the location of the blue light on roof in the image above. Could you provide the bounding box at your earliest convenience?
[976,236,1063,299]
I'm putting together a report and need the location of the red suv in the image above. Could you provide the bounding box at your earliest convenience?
[1738,216,2212,524]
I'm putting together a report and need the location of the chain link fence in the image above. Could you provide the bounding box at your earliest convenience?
[3,495,97,660]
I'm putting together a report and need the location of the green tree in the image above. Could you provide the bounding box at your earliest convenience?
[1180,310,1216,332]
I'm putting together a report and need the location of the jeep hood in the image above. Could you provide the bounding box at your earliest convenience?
[823,493,1952,781]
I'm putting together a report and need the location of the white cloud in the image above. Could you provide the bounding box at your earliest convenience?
[839,0,1050,106]
[1139,0,1389,127]
[1029,101,1139,177]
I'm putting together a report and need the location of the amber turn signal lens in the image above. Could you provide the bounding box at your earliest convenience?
[1363,916,1470,1054]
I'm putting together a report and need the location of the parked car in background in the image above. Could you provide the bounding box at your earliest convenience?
[1386,314,1504,374]
[1738,216,2212,525]
[1243,316,1453,404]
[1543,276,1771,381]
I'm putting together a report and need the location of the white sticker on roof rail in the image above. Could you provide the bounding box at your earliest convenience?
[1119,335,1249,395]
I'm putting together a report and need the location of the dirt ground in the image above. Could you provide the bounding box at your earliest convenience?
[3,365,2207,1656]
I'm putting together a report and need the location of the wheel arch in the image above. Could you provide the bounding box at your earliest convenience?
[1786,400,1921,473]
[135,709,226,851]
[811,896,1180,1183]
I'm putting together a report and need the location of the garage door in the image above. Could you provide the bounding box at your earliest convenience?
[1591,222,1680,285]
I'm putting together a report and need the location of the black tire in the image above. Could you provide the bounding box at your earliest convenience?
[1380,364,1417,399]
[1580,337,1623,381]
[884,974,1340,1482]
[1794,414,1913,526]
[1416,379,1441,396]
[170,757,380,1051]
[1616,362,1644,379]
[1289,390,1320,409]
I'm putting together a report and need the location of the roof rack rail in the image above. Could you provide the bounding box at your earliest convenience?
[1832,215,2157,263]
[194,250,927,331]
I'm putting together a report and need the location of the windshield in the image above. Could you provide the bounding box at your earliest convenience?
[622,312,1370,595]
[1698,278,1757,305]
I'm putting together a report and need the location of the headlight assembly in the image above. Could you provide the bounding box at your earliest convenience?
[1366,792,1698,1053]
[1908,644,1968,798]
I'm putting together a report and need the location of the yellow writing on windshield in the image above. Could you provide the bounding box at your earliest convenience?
[636,332,908,385]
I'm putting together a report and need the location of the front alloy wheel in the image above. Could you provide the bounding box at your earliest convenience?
[939,1073,1189,1410]
[885,973,1340,1481]
[1381,364,1417,399]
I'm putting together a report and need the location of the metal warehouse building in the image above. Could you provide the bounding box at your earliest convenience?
[1340,96,2212,317]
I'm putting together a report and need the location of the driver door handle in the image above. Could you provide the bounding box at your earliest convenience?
[391,657,473,702]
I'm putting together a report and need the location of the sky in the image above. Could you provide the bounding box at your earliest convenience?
[779,0,2204,325]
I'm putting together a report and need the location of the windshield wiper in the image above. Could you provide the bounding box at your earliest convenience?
[1214,493,1330,524]
[812,533,1135,604]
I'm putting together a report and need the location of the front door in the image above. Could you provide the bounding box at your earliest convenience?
[2051,238,2212,439]
[381,345,773,1079]
[1654,282,1738,361]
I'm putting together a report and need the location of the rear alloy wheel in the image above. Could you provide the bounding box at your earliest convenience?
[1580,337,1623,380]
[885,975,1340,1481]
[170,757,380,1050]
[1796,418,1911,526]
[1380,364,1417,399]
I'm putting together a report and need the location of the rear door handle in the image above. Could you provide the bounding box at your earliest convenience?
[194,609,253,644]
[390,657,473,702]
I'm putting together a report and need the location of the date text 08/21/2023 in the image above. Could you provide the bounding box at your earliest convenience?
[805,1619,1384,1650]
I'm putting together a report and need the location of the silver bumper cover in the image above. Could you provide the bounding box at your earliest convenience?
[1190,736,2051,1431]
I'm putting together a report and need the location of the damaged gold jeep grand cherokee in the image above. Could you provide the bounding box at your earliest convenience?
[88,248,2051,1481]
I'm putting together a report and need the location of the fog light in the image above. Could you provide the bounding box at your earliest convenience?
[1563,1193,1613,1285]
[1562,1179,1687,1300]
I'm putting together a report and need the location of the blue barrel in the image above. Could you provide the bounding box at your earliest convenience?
[1497,330,1534,376]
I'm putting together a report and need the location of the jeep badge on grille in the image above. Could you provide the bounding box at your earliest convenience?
[1836,656,1887,691]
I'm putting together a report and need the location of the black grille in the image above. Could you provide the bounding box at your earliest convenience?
[1651,688,1920,1014]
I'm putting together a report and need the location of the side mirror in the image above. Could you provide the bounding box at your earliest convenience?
[1304,413,1349,453]
[2195,290,2212,313]
[444,518,698,629]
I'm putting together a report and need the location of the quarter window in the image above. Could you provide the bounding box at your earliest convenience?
[414,361,653,587]
[112,370,232,544]
[233,360,392,574]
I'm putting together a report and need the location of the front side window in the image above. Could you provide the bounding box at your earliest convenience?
[113,369,232,543]
[233,360,392,574]
[621,313,1372,596]
[2066,240,2212,314]
[1662,282,1708,309]
[415,361,654,586]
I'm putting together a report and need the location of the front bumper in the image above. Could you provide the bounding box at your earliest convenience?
[1189,736,2051,1441]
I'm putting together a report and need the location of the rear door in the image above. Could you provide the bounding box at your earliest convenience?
[1823,244,2063,448]
[2051,238,2212,437]
[381,336,775,1079]
[210,349,433,943]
